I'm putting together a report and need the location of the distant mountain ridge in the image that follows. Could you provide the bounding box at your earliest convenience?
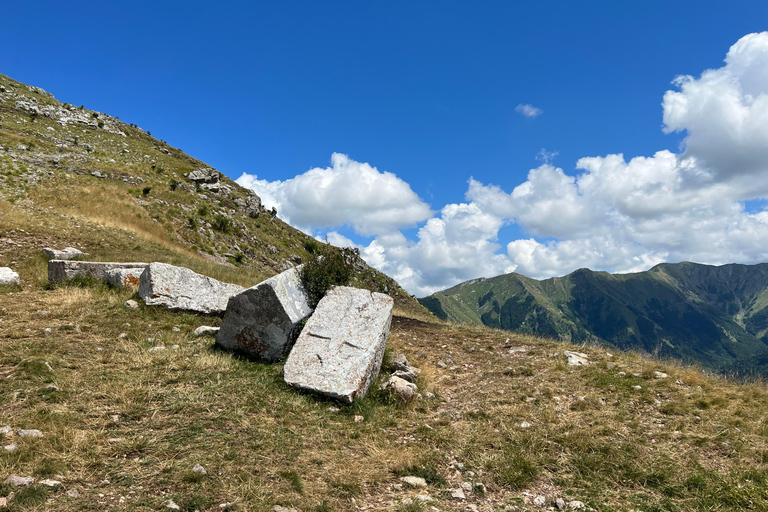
[419,262,768,375]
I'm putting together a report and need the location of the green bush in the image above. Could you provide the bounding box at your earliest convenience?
[299,246,352,308]
[142,186,151,196]
[212,215,232,233]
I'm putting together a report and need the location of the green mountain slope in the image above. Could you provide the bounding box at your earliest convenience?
[0,72,423,313]
[419,262,768,375]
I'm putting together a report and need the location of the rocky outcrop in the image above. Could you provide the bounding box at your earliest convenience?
[139,263,244,315]
[185,167,221,193]
[234,190,262,218]
[216,266,312,361]
[48,260,148,283]
[103,268,145,288]
[283,286,393,403]
[42,247,87,260]
[0,267,20,286]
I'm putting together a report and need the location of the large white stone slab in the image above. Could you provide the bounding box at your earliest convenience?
[216,266,312,361]
[283,286,393,403]
[138,262,244,315]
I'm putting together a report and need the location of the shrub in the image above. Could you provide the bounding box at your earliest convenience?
[212,215,232,233]
[142,186,151,196]
[299,246,352,308]
[169,179,180,191]
[304,239,320,254]
[197,205,208,217]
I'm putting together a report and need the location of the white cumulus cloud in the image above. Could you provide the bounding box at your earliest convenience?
[236,153,432,236]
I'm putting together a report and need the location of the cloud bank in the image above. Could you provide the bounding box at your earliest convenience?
[238,32,768,297]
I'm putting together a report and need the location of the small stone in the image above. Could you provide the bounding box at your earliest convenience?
[39,479,61,487]
[556,498,567,510]
[117,332,127,339]
[17,429,42,438]
[124,299,139,309]
[461,481,472,492]
[654,371,668,379]
[437,360,447,368]
[533,495,546,506]
[632,385,642,390]
[354,415,364,423]
[148,346,166,353]
[172,327,180,333]
[4,443,17,452]
[388,353,411,372]
[568,501,585,510]
[165,500,181,510]
[110,414,120,423]
[4,475,34,487]
[0,426,11,436]
[171,345,180,350]
[466,505,479,512]
[618,371,626,376]
[193,326,219,337]
[564,351,589,366]
[192,464,207,475]
[399,476,427,488]
[520,421,532,428]
[272,507,299,512]
[414,494,432,501]
[66,489,80,498]
[451,488,466,500]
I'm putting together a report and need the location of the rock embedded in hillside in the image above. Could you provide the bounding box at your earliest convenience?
[17,429,42,438]
[564,350,589,366]
[4,475,34,487]
[139,263,244,315]
[387,353,410,372]
[42,247,87,260]
[0,267,20,286]
[48,260,148,283]
[216,266,311,361]
[399,476,427,487]
[283,286,393,403]
[103,267,145,289]
[383,375,418,403]
[185,167,221,193]
[234,190,262,218]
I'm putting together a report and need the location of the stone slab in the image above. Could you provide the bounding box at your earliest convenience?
[103,267,145,288]
[216,266,312,361]
[48,260,148,283]
[42,247,87,260]
[283,286,393,403]
[139,262,244,315]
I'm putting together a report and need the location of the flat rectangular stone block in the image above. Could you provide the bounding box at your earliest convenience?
[283,286,394,403]
[48,260,148,283]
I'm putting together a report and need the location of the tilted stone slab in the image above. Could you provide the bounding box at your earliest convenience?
[283,286,394,403]
[48,260,148,283]
[103,268,146,289]
[0,267,20,286]
[216,266,312,361]
[139,262,244,315]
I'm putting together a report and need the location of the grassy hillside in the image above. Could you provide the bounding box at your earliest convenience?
[419,264,768,376]
[4,73,768,511]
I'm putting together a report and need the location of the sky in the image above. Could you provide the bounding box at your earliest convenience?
[2,2,768,296]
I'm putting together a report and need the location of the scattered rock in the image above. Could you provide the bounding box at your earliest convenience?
[42,247,86,261]
[66,489,80,498]
[388,353,411,372]
[193,326,219,337]
[48,260,148,283]
[354,415,364,423]
[533,495,546,506]
[272,506,298,512]
[399,476,427,487]
[103,267,145,288]
[91,170,108,179]
[124,299,139,309]
[568,501,585,510]
[654,371,669,379]
[216,266,311,360]
[383,375,418,403]
[148,346,166,353]
[564,351,589,366]
[4,443,17,452]
[520,421,532,428]
[0,497,6,508]
[139,263,244,315]
[172,326,180,333]
[283,287,393,403]
[4,475,34,487]
[0,267,20,286]
[39,479,61,487]
[633,385,642,390]
[391,368,418,383]
[0,426,11,436]
[192,464,207,475]
[165,500,181,511]
[450,488,466,500]
[17,429,42,438]
[556,498,567,510]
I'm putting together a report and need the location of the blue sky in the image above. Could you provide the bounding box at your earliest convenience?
[3,2,768,295]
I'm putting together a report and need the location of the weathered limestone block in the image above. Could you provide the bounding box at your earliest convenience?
[42,247,87,260]
[216,266,312,361]
[283,286,394,403]
[0,267,20,286]
[103,268,145,288]
[48,260,148,283]
[139,263,244,315]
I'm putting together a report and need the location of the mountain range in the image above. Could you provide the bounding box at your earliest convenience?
[419,262,768,375]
